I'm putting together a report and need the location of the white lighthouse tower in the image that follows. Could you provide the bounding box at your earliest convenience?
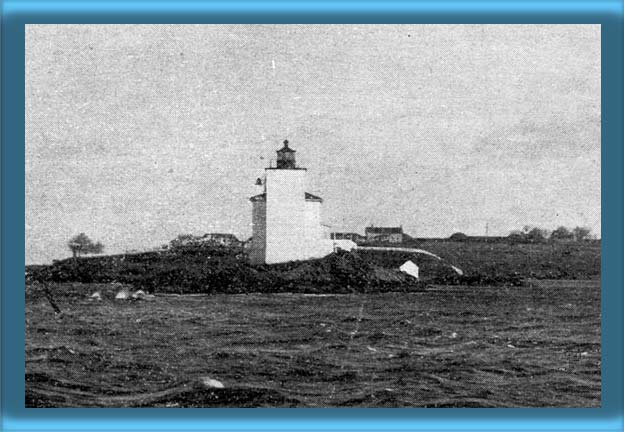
[249,140,353,265]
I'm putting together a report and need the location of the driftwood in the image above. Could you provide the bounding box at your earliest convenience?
[43,284,63,317]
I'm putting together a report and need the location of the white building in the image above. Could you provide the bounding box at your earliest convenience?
[249,140,355,265]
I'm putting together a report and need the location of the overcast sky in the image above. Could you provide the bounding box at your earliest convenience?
[26,24,600,264]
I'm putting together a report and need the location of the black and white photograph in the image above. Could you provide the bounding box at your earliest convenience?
[25,24,601,408]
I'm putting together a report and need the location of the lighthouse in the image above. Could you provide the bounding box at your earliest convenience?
[249,140,353,265]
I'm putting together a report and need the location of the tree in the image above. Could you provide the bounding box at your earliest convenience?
[550,226,574,241]
[68,233,104,258]
[573,226,592,241]
[526,227,549,243]
[449,232,469,242]
[508,230,526,243]
[92,241,104,254]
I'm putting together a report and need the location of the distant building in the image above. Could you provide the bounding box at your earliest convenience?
[465,235,507,243]
[330,232,365,243]
[202,233,242,247]
[365,226,404,243]
[170,233,242,249]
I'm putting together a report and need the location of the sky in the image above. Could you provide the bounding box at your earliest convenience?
[26,24,601,265]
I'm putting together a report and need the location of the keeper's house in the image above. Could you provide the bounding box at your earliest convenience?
[365,226,404,243]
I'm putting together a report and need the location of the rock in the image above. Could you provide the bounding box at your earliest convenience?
[131,290,155,301]
[89,292,102,301]
[400,260,420,279]
[115,289,130,300]
[198,377,225,389]
[450,265,464,276]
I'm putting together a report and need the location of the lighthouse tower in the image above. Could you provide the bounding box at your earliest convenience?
[249,140,341,265]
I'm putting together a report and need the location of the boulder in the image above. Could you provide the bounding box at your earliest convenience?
[115,289,131,300]
[198,377,225,389]
[131,290,156,301]
[399,260,420,279]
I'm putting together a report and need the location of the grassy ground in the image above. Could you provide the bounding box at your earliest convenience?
[361,240,601,280]
[26,241,600,296]
[26,280,600,407]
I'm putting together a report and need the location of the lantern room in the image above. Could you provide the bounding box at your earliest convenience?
[276,140,297,169]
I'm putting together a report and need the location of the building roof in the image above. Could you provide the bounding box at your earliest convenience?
[204,233,240,240]
[365,226,403,234]
[249,192,323,203]
[277,139,296,153]
[305,192,323,202]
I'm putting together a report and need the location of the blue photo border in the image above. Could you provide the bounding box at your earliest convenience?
[2,1,622,431]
